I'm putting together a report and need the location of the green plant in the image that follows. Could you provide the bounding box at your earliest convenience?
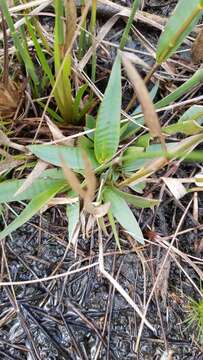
[0,0,203,251]
[0,0,95,124]
[187,296,203,345]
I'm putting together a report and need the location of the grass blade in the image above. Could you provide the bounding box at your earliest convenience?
[0,181,65,240]
[156,0,203,64]
[94,54,121,164]
[103,186,145,244]
[0,0,38,84]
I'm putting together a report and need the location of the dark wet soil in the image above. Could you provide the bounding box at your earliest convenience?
[1,1,203,359]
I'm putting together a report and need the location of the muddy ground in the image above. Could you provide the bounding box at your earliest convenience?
[0,1,203,359]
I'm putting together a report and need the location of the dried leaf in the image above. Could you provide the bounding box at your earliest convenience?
[0,80,23,118]
[162,177,187,200]
[194,238,203,254]
[192,27,203,64]
[64,0,77,52]
[156,253,171,305]
[14,160,48,197]
[46,117,74,146]
[82,151,96,207]
[121,52,166,150]
[61,156,86,199]
[60,152,102,216]
[121,51,150,69]
[0,129,25,152]
[0,159,23,174]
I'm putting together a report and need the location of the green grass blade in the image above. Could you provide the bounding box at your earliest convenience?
[66,196,80,244]
[0,181,65,240]
[94,54,122,164]
[155,69,203,109]
[0,0,38,84]
[103,186,145,244]
[110,187,159,208]
[119,0,140,50]
[26,18,55,87]
[0,176,66,203]
[156,0,203,64]
[162,105,203,135]
[107,209,121,250]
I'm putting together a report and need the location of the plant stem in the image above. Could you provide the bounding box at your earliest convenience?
[119,0,140,50]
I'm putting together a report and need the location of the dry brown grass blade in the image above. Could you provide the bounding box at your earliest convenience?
[119,133,203,188]
[60,156,86,199]
[97,222,155,332]
[82,151,96,207]
[0,159,24,174]
[192,27,203,64]
[46,117,74,145]
[0,8,24,119]
[60,153,109,217]
[0,81,22,118]
[14,160,48,197]
[121,52,166,151]
[156,253,171,305]
[0,129,25,151]
[64,0,77,53]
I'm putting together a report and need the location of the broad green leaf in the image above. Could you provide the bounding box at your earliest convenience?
[0,169,66,203]
[66,196,80,245]
[156,0,203,64]
[103,186,145,244]
[28,145,99,170]
[123,147,145,172]
[110,186,159,208]
[94,54,121,163]
[128,182,145,194]
[0,182,65,240]
[164,105,203,135]
[155,70,203,109]
[122,143,176,172]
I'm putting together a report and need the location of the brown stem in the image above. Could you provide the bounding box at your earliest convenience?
[125,62,159,113]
